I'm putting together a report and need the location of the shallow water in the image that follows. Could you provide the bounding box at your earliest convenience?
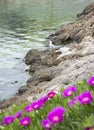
[0,0,93,101]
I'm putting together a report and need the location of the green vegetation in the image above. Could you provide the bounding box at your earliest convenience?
[0,76,94,130]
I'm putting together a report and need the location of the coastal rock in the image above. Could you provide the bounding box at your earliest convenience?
[0,96,18,109]
[25,49,61,74]
[1,2,94,109]
[25,49,43,65]
[27,67,54,83]
[25,49,61,86]
[77,2,94,17]
[18,85,29,94]
[50,2,94,45]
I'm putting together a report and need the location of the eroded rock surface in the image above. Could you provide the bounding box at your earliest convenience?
[50,2,94,45]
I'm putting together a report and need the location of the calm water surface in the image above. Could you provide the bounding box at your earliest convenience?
[0,0,93,101]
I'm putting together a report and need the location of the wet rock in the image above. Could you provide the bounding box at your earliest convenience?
[25,49,61,74]
[18,85,29,94]
[27,67,55,85]
[25,49,42,65]
[24,48,62,88]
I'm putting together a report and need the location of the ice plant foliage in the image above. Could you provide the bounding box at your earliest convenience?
[87,76,94,86]
[47,106,65,124]
[19,117,31,127]
[62,86,76,97]
[77,91,93,105]
[1,76,94,130]
[3,115,14,125]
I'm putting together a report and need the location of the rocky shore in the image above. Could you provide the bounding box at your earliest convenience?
[0,2,94,109]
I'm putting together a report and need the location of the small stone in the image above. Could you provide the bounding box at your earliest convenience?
[63,79,70,85]
[18,85,28,94]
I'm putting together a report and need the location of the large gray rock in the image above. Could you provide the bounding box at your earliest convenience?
[25,49,61,74]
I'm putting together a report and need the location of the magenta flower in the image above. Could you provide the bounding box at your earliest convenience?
[47,91,56,98]
[24,105,33,113]
[77,91,93,105]
[41,119,51,129]
[62,86,76,97]
[3,115,14,125]
[0,122,2,126]
[87,76,94,86]
[68,98,77,107]
[31,100,43,110]
[39,96,48,104]
[19,117,31,127]
[47,106,65,124]
[85,126,94,130]
[14,111,22,119]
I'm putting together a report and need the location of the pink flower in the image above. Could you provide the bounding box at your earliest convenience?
[31,100,43,110]
[14,111,22,118]
[24,105,33,113]
[38,96,48,104]
[47,106,65,125]
[41,119,51,129]
[77,91,93,105]
[47,91,56,98]
[68,98,77,107]
[19,117,31,127]
[62,86,76,97]
[3,115,14,125]
[87,76,94,86]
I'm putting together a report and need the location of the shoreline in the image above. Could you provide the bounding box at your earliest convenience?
[0,2,94,109]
